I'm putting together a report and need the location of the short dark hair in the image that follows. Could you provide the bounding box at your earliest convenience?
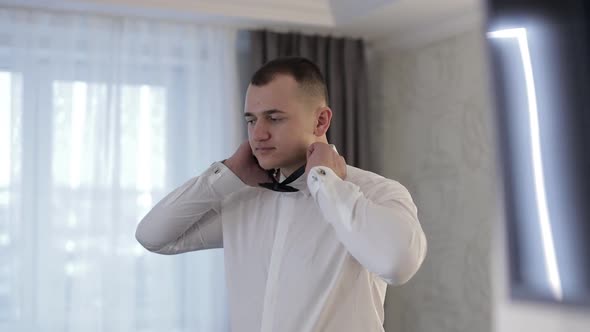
[250,56,329,105]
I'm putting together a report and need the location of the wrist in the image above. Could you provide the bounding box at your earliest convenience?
[222,158,239,175]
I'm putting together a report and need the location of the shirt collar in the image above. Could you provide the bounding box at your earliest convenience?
[279,169,311,197]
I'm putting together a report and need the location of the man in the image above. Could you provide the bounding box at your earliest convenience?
[135,57,427,332]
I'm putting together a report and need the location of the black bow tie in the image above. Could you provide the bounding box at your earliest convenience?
[259,165,306,192]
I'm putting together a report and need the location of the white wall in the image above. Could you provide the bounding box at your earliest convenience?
[368,26,590,332]
[369,29,496,332]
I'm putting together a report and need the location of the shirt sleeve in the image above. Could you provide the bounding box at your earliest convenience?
[135,161,247,255]
[307,166,427,286]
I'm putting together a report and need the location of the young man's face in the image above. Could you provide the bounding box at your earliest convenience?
[244,74,320,171]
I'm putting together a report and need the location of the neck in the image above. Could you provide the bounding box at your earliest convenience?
[280,161,307,179]
[279,139,328,179]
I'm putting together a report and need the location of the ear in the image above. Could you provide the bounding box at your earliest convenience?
[314,107,332,136]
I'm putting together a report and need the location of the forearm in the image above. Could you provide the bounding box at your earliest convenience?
[135,161,246,253]
[308,167,427,285]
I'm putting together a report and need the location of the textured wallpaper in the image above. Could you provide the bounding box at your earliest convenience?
[369,29,498,332]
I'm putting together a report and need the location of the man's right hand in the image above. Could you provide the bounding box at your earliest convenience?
[223,141,273,187]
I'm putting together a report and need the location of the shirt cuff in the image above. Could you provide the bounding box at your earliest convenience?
[307,166,362,231]
[307,166,335,196]
[206,161,248,198]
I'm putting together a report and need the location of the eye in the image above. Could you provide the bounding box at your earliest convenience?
[246,119,256,125]
[269,117,283,122]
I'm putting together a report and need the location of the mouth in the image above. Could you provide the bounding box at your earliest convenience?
[255,147,276,154]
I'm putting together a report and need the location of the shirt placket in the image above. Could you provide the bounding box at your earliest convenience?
[260,194,295,332]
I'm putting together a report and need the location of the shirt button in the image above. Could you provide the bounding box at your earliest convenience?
[312,175,318,181]
[319,169,326,175]
[214,168,220,174]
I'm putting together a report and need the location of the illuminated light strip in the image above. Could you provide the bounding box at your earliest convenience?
[488,28,563,300]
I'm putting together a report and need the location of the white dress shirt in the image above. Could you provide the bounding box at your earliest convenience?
[136,161,427,332]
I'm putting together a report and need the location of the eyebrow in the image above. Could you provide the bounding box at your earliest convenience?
[244,109,286,118]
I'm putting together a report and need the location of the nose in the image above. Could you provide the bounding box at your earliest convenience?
[250,121,271,142]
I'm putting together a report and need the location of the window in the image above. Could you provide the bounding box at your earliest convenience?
[0,8,239,331]
[0,70,23,325]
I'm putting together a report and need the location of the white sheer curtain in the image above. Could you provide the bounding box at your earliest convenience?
[0,7,243,332]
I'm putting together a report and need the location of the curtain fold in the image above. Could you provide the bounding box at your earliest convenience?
[0,7,240,332]
[249,30,373,170]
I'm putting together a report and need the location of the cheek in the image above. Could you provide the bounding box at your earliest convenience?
[272,119,311,144]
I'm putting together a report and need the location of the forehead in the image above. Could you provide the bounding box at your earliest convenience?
[244,75,302,115]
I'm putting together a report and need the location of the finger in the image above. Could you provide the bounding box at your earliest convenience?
[330,144,338,154]
[309,142,318,152]
[244,141,254,155]
[307,143,316,158]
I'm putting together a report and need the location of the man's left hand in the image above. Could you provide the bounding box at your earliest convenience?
[305,142,347,180]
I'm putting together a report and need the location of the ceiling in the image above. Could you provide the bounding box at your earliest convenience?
[0,0,485,50]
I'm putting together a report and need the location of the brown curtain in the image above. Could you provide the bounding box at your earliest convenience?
[248,30,373,170]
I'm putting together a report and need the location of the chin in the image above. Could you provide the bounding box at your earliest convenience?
[256,158,278,171]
